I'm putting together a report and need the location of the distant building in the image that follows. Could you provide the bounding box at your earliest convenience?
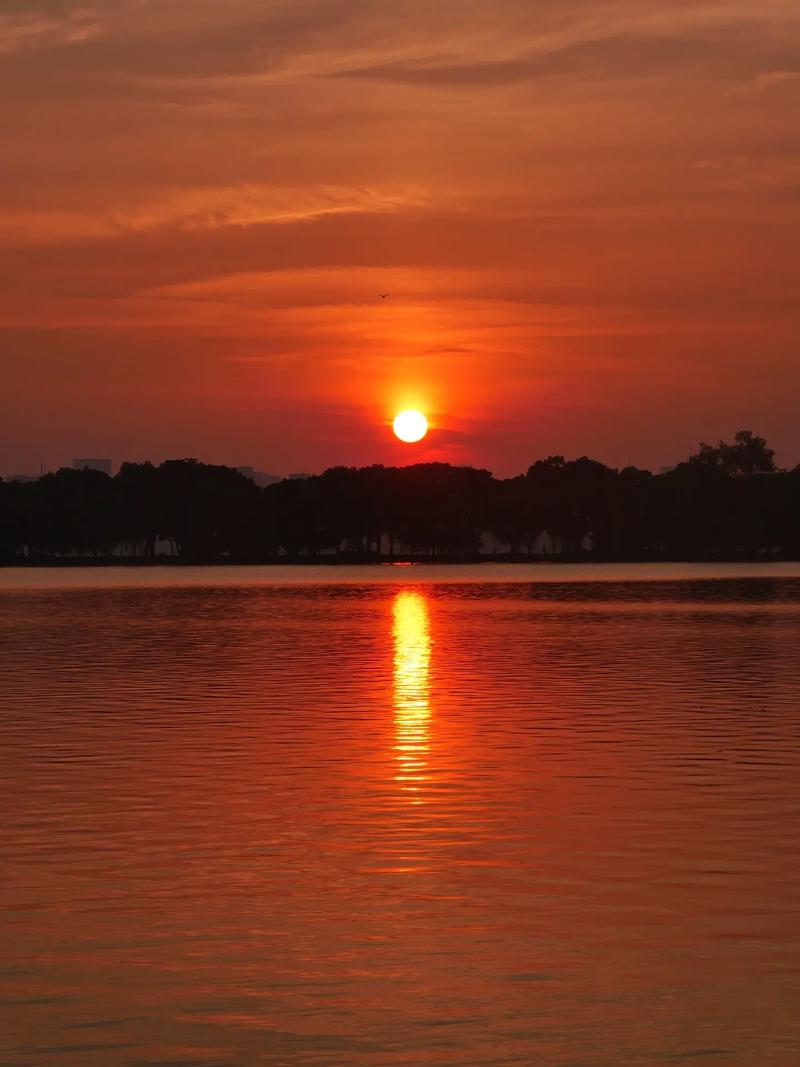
[288,472,311,481]
[73,458,112,475]
[235,465,282,488]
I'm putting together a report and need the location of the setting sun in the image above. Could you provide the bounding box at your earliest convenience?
[393,409,428,443]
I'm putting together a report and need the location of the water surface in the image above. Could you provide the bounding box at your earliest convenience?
[2,568,800,1065]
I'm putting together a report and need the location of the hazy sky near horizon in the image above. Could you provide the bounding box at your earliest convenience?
[2,0,799,476]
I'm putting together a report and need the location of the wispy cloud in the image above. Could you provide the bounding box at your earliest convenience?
[0,8,105,55]
[0,184,428,246]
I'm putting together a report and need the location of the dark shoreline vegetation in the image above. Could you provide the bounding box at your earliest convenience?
[2,431,799,565]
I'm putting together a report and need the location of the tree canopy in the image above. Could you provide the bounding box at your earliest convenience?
[1,433,798,563]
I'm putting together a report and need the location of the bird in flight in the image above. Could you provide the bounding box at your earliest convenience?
[379,293,390,299]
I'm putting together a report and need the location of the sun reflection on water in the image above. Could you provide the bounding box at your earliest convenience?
[392,590,431,796]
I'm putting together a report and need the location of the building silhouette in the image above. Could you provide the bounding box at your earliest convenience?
[235,466,282,488]
[73,458,112,475]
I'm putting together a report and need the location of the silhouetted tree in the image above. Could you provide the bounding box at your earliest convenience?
[155,460,260,561]
[0,479,29,562]
[25,468,117,558]
[116,461,161,558]
[688,430,776,477]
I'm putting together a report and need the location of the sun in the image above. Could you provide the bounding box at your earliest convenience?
[393,409,428,443]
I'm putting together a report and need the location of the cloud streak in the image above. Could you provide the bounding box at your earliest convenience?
[0,184,427,246]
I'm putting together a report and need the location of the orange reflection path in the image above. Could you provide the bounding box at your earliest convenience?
[392,591,431,796]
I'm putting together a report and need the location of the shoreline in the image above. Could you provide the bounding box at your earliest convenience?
[2,553,798,569]
[3,560,800,591]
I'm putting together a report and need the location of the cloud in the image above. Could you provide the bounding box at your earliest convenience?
[0,8,105,55]
[0,184,428,246]
[334,23,800,88]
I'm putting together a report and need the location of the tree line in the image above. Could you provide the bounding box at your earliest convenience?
[1,431,799,563]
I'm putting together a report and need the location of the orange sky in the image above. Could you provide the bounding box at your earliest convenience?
[2,0,800,476]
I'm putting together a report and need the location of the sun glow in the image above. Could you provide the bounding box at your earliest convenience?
[393,409,428,443]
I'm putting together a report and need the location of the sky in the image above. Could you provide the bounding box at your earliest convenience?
[2,0,799,477]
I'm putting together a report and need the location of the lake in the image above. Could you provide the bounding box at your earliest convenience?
[2,564,800,1065]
